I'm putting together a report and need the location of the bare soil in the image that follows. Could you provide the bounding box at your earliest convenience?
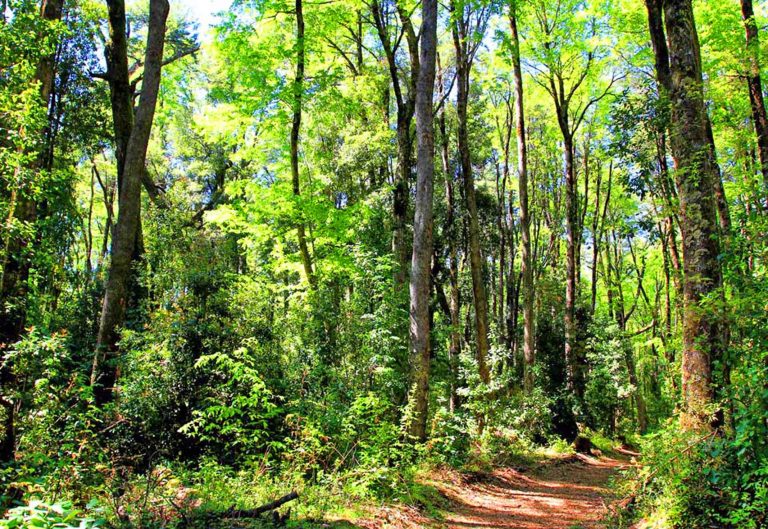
[433,453,630,529]
[341,451,634,529]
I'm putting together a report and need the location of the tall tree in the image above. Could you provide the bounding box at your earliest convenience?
[438,56,461,411]
[0,0,64,465]
[92,0,170,405]
[406,0,437,442]
[531,0,615,400]
[291,0,315,287]
[451,0,491,386]
[509,0,534,393]
[740,0,768,195]
[644,0,730,234]
[370,0,418,291]
[660,0,724,430]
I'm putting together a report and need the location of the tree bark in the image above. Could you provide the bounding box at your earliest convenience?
[438,59,460,412]
[646,0,730,236]
[452,0,491,386]
[563,134,582,399]
[661,0,724,430]
[104,0,132,188]
[510,3,534,393]
[291,0,315,287]
[741,0,768,197]
[590,161,604,313]
[405,0,437,441]
[92,0,170,405]
[370,0,418,292]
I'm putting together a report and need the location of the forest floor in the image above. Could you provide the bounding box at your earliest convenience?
[333,449,637,529]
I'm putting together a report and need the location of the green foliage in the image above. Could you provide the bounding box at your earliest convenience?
[427,408,472,466]
[0,501,103,529]
[181,347,280,455]
[5,0,768,528]
[633,424,767,529]
[583,317,633,434]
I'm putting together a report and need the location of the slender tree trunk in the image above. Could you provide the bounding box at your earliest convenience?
[576,135,591,290]
[393,116,411,289]
[662,0,724,430]
[706,121,731,233]
[741,0,768,197]
[656,136,683,279]
[496,165,507,340]
[105,0,132,188]
[291,0,315,287]
[370,1,417,292]
[590,161,603,313]
[645,0,672,94]
[452,3,491,386]
[92,0,169,405]
[563,134,583,399]
[510,4,534,392]
[406,0,437,441]
[611,229,626,328]
[625,345,648,433]
[438,59,460,412]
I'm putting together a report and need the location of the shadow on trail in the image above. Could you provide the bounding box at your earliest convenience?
[436,455,629,529]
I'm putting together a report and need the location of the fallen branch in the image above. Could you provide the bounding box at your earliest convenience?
[223,491,299,518]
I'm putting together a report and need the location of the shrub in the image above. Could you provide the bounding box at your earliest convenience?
[0,501,103,529]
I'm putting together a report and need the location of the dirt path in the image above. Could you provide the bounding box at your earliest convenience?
[430,453,631,529]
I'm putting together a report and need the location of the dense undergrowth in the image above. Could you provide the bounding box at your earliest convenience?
[3,1,768,528]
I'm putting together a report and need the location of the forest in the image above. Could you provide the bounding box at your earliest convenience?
[1,0,767,527]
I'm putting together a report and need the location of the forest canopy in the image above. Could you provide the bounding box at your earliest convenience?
[1,0,767,527]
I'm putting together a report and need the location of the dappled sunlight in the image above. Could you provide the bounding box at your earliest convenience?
[431,456,630,529]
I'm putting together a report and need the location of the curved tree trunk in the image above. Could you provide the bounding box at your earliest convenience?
[291,0,315,288]
[92,0,170,405]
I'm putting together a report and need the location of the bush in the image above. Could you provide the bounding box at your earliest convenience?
[0,501,104,529]
[633,423,768,529]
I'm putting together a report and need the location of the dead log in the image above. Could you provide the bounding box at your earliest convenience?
[223,491,299,518]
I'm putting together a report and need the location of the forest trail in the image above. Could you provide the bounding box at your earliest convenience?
[431,453,632,529]
[344,450,636,529]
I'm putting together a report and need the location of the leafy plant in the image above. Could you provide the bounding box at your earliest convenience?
[0,501,103,529]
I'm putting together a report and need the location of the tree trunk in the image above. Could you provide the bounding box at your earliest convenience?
[291,0,315,287]
[625,346,648,433]
[705,120,731,233]
[92,0,169,405]
[510,4,534,393]
[590,161,605,313]
[105,0,132,188]
[370,1,417,292]
[645,0,672,95]
[0,0,64,464]
[661,0,724,430]
[452,2,491,387]
[741,0,768,197]
[405,0,437,441]
[438,61,460,412]
[563,134,583,399]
